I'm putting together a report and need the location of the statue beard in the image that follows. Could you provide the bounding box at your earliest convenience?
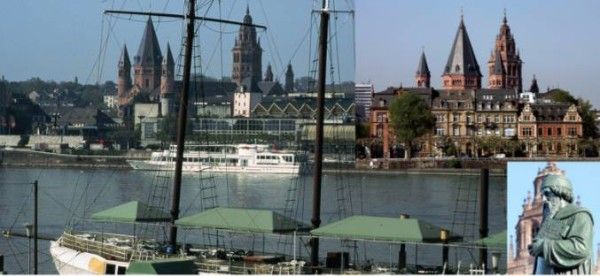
[543,198,562,219]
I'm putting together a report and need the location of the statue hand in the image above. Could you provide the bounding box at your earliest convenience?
[528,238,544,257]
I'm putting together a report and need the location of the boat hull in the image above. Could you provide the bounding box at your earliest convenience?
[127,160,299,174]
[50,240,129,274]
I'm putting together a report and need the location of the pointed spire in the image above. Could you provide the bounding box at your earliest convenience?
[416,51,430,76]
[503,8,507,24]
[162,43,174,67]
[243,5,253,24]
[135,17,163,66]
[530,75,539,93]
[492,50,504,75]
[119,44,131,68]
[443,15,481,77]
[264,63,274,82]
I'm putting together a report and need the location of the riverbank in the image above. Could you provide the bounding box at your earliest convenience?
[0,149,509,176]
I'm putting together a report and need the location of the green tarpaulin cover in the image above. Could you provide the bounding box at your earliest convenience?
[474,231,506,248]
[175,207,309,233]
[90,201,170,223]
[311,215,461,243]
[126,258,197,274]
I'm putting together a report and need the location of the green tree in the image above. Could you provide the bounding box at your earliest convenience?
[577,98,598,138]
[388,93,435,159]
[548,89,577,104]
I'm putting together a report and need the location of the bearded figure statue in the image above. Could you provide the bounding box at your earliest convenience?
[529,174,594,274]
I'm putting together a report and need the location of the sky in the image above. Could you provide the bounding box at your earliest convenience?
[0,0,354,85]
[355,0,600,108]
[507,161,600,261]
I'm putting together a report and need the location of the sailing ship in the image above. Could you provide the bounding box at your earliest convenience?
[127,144,299,174]
[49,0,318,274]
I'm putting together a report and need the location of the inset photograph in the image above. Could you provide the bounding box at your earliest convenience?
[507,161,599,274]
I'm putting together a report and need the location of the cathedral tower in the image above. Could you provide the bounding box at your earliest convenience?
[117,44,132,107]
[264,63,274,82]
[442,16,482,90]
[415,51,431,88]
[160,43,175,116]
[488,12,522,91]
[134,17,163,91]
[285,63,294,92]
[232,6,263,92]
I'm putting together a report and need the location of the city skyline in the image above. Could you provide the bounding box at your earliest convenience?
[356,0,600,107]
[0,0,354,86]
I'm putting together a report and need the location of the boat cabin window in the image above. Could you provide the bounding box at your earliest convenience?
[106,264,115,274]
[117,266,126,274]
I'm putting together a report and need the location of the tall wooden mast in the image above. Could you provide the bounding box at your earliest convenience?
[104,0,266,248]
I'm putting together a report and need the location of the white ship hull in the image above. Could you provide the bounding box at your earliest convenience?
[50,241,129,274]
[127,160,299,174]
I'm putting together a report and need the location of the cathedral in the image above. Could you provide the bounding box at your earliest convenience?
[116,7,297,119]
[117,17,175,115]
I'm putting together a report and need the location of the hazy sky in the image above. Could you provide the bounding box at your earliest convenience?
[507,161,600,261]
[356,0,600,107]
[0,0,354,85]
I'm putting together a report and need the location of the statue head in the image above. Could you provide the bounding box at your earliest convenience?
[541,174,573,218]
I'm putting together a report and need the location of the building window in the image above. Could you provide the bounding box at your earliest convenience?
[569,115,576,121]
[494,115,500,123]
[522,128,532,137]
[548,128,552,136]
[538,128,542,136]
[436,128,445,136]
[557,128,562,136]
[453,126,460,136]
[568,127,577,136]
[453,114,459,122]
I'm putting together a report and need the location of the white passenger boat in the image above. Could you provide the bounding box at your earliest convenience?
[127,144,300,174]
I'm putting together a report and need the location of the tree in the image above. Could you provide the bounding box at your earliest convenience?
[388,93,434,159]
[577,98,598,139]
[548,89,577,104]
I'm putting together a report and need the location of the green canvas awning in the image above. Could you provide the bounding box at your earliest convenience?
[175,207,310,233]
[474,231,506,249]
[311,215,461,243]
[91,201,170,223]
[126,258,197,274]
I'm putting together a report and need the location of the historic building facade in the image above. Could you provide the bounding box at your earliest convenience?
[368,14,584,158]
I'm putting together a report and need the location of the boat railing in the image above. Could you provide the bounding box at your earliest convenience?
[60,232,133,261]
[194,259,302,275]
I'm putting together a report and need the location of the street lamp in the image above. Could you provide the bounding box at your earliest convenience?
[24,223,32,274]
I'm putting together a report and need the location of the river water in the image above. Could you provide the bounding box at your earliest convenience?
[0,167,506,274]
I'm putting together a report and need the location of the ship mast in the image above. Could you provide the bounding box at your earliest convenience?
[310,0,329,268]
[104,0,266,248]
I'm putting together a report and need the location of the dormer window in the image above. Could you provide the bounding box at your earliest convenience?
[455,65,460,72]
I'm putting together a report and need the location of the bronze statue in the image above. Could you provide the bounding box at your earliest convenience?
[529,174,594,274]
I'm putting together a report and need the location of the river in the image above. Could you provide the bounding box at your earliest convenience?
[0,167,506,273]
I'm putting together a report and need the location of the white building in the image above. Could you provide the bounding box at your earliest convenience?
[104,95,118,109]
[355,83,374,122]
[233,86,261,117]
[133,103,160,125]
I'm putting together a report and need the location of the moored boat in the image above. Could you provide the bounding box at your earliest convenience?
[127,144,299,174]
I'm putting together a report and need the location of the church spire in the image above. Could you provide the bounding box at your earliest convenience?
[134,17,163,90]
[415,50,430,88]
[441,14,481,90]
[285,63,294,92]
[117,44,132,108]
[264,63,274,82]
[529,75,539,93]
[490,10,522,92]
